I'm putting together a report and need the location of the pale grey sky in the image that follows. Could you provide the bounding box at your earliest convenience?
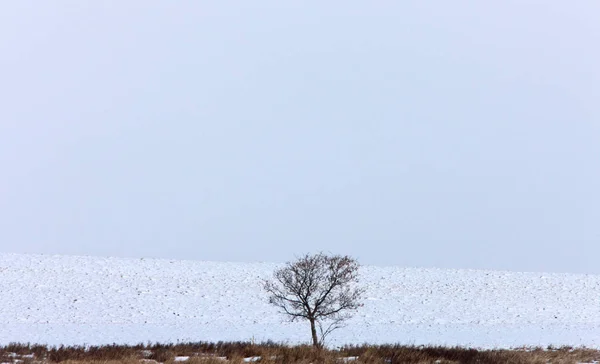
[1,1,599,273]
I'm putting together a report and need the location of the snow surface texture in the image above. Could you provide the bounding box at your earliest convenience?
[1,253,600,348]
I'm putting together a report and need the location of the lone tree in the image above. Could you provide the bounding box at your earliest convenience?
[263,253,365,348]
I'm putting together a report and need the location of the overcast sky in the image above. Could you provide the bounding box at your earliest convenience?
[1,1,598,273]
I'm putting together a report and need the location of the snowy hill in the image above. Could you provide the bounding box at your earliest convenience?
[1,253,599,348]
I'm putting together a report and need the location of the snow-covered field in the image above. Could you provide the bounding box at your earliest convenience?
[1,253,599,348]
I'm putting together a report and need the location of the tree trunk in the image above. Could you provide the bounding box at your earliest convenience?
[309,318,320,348]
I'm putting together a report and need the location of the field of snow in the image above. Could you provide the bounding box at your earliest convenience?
[1,253,600,348]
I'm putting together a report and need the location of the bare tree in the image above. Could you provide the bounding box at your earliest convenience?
[263,253,365,348]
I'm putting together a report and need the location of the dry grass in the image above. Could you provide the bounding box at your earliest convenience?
[1,341,599,364]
